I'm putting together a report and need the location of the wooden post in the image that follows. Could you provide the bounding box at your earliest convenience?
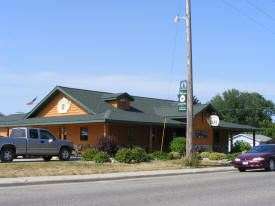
[253,131,256,147]
[186,0,194,163]
[149,126,153,153]
[7,127,10,137]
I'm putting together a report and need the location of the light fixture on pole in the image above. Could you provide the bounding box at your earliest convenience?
[174,15,186,23]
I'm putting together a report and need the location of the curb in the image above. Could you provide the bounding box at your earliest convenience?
[0,167,236,187]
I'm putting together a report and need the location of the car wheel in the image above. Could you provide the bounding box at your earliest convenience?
[238,168,246,172]
[0,148,15,162]
[266,159,275,171]
[59,148,71,161]
[43,156,52,161]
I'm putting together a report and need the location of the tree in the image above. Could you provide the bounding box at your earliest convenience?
[210,89,274,127]
[258,120,275,138]
[193,96,200,104]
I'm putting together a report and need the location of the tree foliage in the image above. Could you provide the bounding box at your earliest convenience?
[210,89,274,127]
[258,120,275,138]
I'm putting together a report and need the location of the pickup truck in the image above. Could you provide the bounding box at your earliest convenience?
[0,127,74,162]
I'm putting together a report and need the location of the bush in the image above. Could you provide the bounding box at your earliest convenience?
[200,152,211,159]
[96,135,118,155]
[170,152,181,159]
[151,151,173,160]
[82,148,99,161]
[208,152,227,160]
[226,152,242,162]
[232,140,252,153]
[170,137,186,154]
[93,151,110,163]
[131,147,148,163]
[115,148,133,163]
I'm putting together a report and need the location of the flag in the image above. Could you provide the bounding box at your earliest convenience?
[26,97,37,105]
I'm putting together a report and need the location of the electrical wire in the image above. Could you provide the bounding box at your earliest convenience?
[221,0,275,36]
[245,0,275,22]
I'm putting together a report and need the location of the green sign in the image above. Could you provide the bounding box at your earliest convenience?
[178,80,187,112]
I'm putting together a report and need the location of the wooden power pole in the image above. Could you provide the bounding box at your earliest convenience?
[186,0,194,163]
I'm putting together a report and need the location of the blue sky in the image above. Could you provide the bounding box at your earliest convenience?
[0,0,274,115]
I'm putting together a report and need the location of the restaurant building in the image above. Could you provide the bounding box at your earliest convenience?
[0,86,261,153]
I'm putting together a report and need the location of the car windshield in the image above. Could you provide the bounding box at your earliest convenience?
[247,145,275,153]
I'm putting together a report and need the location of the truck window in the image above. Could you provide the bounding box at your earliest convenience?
[40,130,55,140]
[29,129,38,139]
[10,129,26,138]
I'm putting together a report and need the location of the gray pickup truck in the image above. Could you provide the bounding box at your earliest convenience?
[0,127,74,162]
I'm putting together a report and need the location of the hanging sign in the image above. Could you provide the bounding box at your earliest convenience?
[57,97,71,114]
[207,114,220,126]
[178,80,187,112]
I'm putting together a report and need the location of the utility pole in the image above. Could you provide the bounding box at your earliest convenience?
[186,0,194,163]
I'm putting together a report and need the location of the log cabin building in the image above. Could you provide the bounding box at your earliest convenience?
[0,86,261,153]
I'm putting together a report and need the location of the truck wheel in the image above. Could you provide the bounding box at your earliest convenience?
[59,148,71,161]
[43,156,52,161]
[0,148,15,162]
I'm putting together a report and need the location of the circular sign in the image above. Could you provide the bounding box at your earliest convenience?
[57,98,71,114]
[207,114,220,126]
[179,95,186,103]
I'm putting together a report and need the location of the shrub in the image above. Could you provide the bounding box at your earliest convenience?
[170,137,186,154]
[115,148,133,163]
[96,135,118,155]
[93,151,110,163]
[82,148,99,161]
[170,152,181,159]
[131,147,148,163]
[181,155,200,167]
[226,152,242,162]
[200,152,211,159]
[208,152,227,160]
[151,151,173,160]
[232,140,252,153]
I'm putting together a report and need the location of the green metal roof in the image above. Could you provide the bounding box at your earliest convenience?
[101,93,135,101]
[0,86,262,131]
[213,120,262,132]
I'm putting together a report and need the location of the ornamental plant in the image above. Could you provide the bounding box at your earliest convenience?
[131,147,148,163]
[82,148,100,161]
[232,140,252,153]
[93,151,111,163]
[169,137,186,155]
[96,135,118,155]
[115,148,133,163]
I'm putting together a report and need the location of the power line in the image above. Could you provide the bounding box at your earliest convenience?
[245,0,275,22]
[221,0,275,36]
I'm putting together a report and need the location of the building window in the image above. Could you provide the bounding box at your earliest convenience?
[196,130,208,139]
[120,98,126,106]
[80,127,88,141]
[59,128,67,140]
[128,127,135,142]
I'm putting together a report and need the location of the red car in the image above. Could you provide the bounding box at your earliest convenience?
[234,144,275,172]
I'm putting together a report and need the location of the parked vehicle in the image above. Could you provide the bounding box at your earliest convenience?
[0,127,74,162]
[234,144,275,172]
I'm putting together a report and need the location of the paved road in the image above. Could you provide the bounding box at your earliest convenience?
[1,170,275,206]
